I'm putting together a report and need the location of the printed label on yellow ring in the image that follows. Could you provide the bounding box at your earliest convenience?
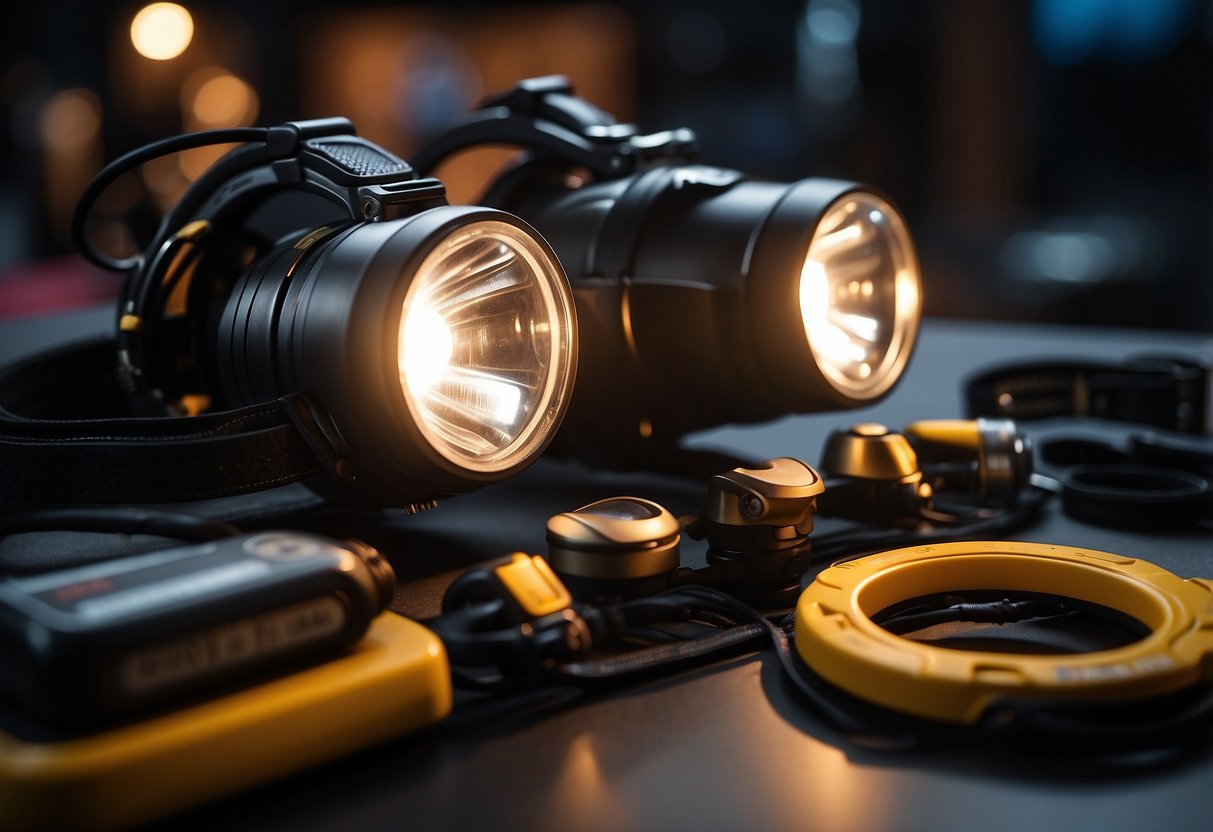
[795,541,1213,725]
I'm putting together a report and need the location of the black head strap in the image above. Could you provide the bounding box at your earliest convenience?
[9,122,452,508]
[0,338,323,505]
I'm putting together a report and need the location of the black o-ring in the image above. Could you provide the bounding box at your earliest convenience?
[1059,463,1210,530]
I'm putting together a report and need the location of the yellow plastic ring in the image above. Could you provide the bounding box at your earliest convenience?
[795,541,1213,725]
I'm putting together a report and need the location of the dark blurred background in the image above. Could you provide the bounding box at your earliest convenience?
[1,0,1209,329]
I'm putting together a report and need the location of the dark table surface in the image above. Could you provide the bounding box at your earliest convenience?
[2,308,1212,832]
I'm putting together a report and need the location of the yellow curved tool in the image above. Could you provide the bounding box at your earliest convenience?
[796,541,1213,724]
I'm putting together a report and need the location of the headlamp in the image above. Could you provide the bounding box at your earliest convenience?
[414,77,922,465]
[0,119,576,508]
[213,207,576,505]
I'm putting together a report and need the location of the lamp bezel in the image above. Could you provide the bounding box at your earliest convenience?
[746,179,922,411]
[274,206,577,503]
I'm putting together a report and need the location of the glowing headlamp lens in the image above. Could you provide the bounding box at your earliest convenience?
[801,192,920,400]
[399,220,575,473]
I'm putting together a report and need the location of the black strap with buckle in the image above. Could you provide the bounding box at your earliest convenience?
[965,356,1210,435]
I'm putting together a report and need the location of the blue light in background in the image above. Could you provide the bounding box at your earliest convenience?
[1032,0,1194,65]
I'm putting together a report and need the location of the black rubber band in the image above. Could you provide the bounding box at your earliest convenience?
[1059,463,1211,530]
[0,339,322,505]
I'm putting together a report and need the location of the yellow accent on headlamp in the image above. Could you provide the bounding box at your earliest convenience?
[795,541,1213,725]
[495,553,574,618]
[903,419,981,450]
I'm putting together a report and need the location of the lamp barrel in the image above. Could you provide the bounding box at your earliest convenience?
[501,164,921,453]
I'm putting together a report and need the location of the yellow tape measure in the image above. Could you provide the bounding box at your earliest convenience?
[795,541,1213,725]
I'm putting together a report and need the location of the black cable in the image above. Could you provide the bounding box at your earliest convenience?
[615,595,696,626]
[555,621,767,681]
[981,683,1213,749]
[124,139,279,337]
[656,585,907,739]
[759,612,917,741]
[438,577,1213,749]
[811,486,1051,563]
[918,503,995,525]
[437,587,772,692]
[72,127,269,272]
[448,666,528,694]
[874,597,1071,635]
[615,625,690,645]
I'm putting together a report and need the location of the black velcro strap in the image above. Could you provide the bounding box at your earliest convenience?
[965,356,1210,435]
[0,338,323,505]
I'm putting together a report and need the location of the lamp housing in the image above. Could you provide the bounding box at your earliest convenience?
[4,118,579,510]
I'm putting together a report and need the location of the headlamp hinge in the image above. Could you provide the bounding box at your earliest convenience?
[411,75,699,179]
[357,179,448,221]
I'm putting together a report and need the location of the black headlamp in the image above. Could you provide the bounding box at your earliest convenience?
[0,119,577,508]
[414,77,922,466]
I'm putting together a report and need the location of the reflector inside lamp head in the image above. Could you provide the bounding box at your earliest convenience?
[399,219,575,473]
[800,192,920,401]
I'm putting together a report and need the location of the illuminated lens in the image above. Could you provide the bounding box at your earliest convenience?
[799,192,920,400]
[399,221,574,473]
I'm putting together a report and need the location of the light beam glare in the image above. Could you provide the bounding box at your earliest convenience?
[400,305,453,391]
[440,368,525,427]
[829,311,879,343]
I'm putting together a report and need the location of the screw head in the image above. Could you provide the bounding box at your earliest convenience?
[740,493,765,519]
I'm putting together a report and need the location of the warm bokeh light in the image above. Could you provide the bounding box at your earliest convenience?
[38,88,104,241]
[38,88,101,152]
[184,69,259,128]
[130,3,195,61]
[175,68,259,182]
[177,144,236,182]
[301,5,636,204]
[141,152,190,211]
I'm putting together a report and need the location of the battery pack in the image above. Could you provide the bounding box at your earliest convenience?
[0,612,451,832]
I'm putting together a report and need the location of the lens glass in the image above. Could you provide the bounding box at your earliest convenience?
[799,192,920,399]
[399,220,575,473]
